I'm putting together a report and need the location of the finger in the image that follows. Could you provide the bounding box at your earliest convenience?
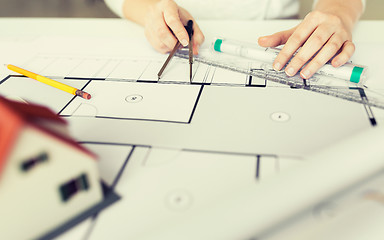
[145,28,172,53]
[258,28,295,47]
[331,40,355,67]
[285,24,335,77]
[153,13,178,50]
[300,34,345,79]
[178,7,205,55]
[273,18,320,71]
[192,22,205,54]
[163,5,189,46]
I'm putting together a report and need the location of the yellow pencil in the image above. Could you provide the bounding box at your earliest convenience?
[6,64,91,100]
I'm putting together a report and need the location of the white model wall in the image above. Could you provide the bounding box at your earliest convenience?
[0,125,103,240]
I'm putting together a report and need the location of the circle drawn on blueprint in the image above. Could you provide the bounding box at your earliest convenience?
[165,189,193,211]
[270,112,290,122]
[125,94,143,103]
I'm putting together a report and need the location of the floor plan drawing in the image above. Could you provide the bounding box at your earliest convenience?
[0,51,382,240]
[2,17,384,240]
[0,53,379,155]
[71,142,303,240]
[60,81,203,123]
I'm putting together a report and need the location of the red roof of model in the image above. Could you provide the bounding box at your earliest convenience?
[0,96,96,177]
[3,98,67,124]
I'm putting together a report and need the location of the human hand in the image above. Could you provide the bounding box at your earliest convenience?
[258,11,356,79]
[144,0,205,54]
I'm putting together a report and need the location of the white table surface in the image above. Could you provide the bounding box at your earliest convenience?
[1,18,383,89]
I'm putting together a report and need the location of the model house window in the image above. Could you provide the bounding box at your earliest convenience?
[59,173,89,202]
[20,152,49,172]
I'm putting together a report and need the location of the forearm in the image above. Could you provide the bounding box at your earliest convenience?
[313,0,364,31]
[122,0,160,26]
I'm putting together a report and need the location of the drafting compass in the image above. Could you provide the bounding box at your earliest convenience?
[157,20,194,83]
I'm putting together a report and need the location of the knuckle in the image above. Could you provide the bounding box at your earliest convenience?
[328,41,341,52]
[332,16,342,26]
[313,34,326,45]
[307,11,320,20]
[294,54,308,65]
[311,58,324,68]
[166,15,179,26]
[305,11,314,20]
[278,50,292,61]
[339,54,349,62]
[348,42,356,52]
[275,51,293,65]
[306,11,327,24]
[342,52,352,60]
[331,34,342,43]
[341,30,351,39]
[340,42,355,59]
[290,34,303,45]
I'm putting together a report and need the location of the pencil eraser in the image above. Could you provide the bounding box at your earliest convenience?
[82,92,91,100]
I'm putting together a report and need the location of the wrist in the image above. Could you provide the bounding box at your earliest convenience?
[314,1,363,31]
[325,6,355,31]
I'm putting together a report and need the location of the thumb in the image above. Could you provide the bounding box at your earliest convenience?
[258,28,295,47]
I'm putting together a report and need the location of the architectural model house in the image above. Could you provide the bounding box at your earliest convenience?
[0,96,103,240]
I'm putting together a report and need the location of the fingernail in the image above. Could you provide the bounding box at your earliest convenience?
[273,62,281,71]
[301,70,311,79]
[181,39,188,47]
[286,67,295,76]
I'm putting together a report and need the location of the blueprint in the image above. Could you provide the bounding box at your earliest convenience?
[1,39,384,240]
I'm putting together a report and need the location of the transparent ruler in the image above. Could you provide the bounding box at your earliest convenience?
[176,49,384,110]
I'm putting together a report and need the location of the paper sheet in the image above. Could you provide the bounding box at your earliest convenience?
[60,81,202,123]
[1,35,384,240]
